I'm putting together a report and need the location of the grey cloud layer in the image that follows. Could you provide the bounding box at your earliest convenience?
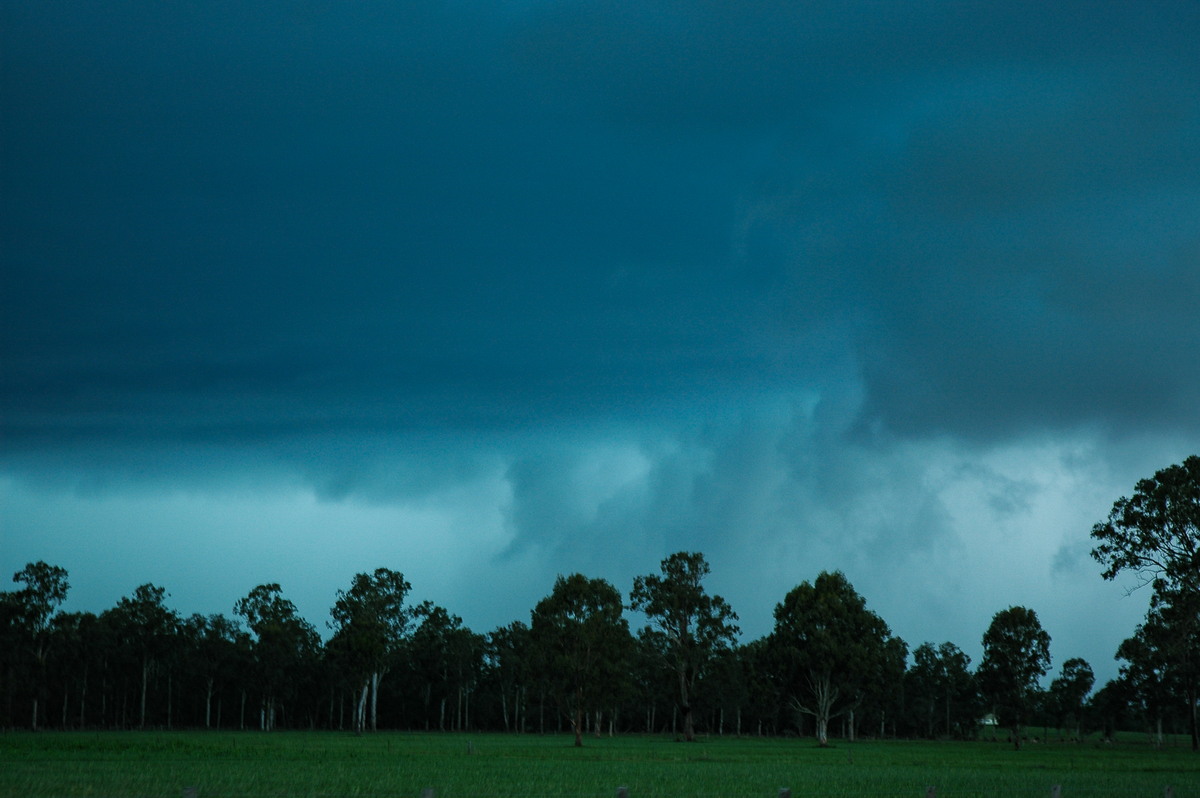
[5,1,1198,451]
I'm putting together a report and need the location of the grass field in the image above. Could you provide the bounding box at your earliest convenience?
[1,731,1197,798]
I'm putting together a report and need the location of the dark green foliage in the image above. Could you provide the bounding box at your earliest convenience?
[328,568,413,732]
[769,571,904,746]
[977,606,1051,749]
[1049,657,1094,738]
[906,642,978,739]
[529,573,632,746]
[1091,455,1200,595]
[630,551,740,742]
[4,562,70,729]
[1092,456,1200,752]
[234,583,320,730]
[403,602,486,732]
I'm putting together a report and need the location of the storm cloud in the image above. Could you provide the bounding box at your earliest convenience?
[3,1,1198,681]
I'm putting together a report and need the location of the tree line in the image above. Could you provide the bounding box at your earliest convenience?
[2,457,1196,752]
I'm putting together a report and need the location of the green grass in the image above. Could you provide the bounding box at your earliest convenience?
[1,731,1197,798]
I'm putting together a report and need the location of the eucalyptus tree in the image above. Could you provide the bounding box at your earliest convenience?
[906,641,975,738]
[0,590,26,727]
[769,571,901,746]
[1091,455,1200,750]
[1091,455,1200,596]
[977,606,1051,750]
[46,611,102,729]
[486,620,532,732]
[106,584,179,729]
[630,551,740,742]
[1117,584,1199,749]
[329,568,412,733]
[1049,657,1094,739]
[185,613,250,729]
[234,583,320,730]
[530,573,632,746]
[9,561,69,729]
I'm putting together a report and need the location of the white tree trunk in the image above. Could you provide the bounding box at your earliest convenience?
[370,671,381,732]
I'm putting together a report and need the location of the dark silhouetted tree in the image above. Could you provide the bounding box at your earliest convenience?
[486,621,532,733]
[329,568,412,733]
[1091,455,1200,595]
[1117,584,1199,749]
[630,551,740,742]
[10,562,69,729]
[234,583,319,730]
[1049,657,1094,740]
[770,571,901,746]
[106,584,179,729]
[977,606,1051,750]
[906,641,975,738]
[530,574,631,746]
[1091,457,1199,751]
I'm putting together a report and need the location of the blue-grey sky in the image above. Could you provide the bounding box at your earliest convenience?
[3,1,1199,684]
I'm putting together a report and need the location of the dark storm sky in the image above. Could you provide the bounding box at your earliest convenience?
[3,1,1199,683]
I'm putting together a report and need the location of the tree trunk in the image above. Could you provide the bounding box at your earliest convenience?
[139,659,149,729]
[370,670,381,732]
[808,672,837,747]
[205,677,214,728]
[678,667,695,742]
[355,680,369,734]
[1189,681,1198,753]
[79,662,88,729]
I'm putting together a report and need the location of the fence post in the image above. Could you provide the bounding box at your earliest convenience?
[779,789,791,798]
[1051,786,1061,798]
[616,788,629,798]
[1165,787,1173,798]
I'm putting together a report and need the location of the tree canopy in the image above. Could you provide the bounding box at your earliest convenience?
[977,606,1051,750]
[1091,455,1200,594]
[770,570,903,746]
[630,551,739,742]
[530,574,631,747]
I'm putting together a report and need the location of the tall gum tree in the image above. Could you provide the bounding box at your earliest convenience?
[977,606,1051,751]
[1091,455,1200,750]
[1049,657,1094,740]
[630,551,740,742]
[10,562,69,730]
[107,584,178,730]
[329,568,412,733]
[1091,455,1200,595]
[234,583,319,731]
[769,571,901,746]
[530,573,631,747]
